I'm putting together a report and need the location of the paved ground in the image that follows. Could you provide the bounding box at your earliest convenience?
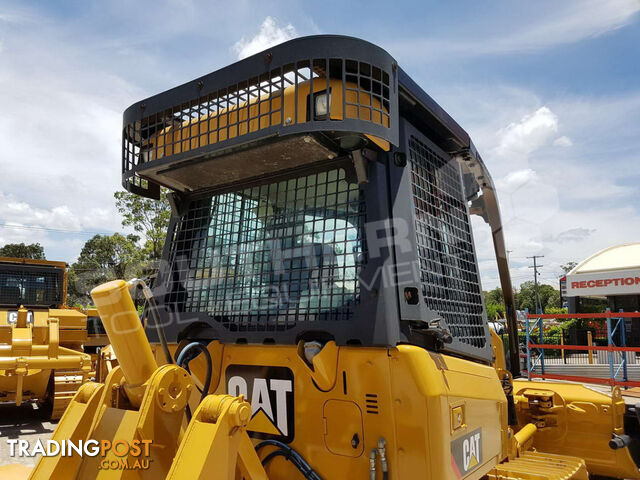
[0,404,55,467]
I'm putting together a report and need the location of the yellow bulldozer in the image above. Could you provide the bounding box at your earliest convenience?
[0,257,94,419]
[3,35,640,479]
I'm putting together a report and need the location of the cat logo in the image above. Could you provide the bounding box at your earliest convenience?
[450,428,482,478]
[226,365,295,442]
[7,310,34,325]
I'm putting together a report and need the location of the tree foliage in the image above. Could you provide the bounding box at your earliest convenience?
[67,189,171,305]
[514,281,561,313]
[560,261,578,274]
[68,233,145,305]
[0,242,46,259]
[483,282,562,319]
[114,189,171,260]
[483,287,505,319]
[486,301,505,320]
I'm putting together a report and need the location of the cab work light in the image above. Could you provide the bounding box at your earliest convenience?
[314,91,330,119]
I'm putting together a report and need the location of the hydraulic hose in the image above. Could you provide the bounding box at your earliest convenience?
[128,278,173,365]
[261,450,321,480]
[256,439,322,480]
[176,342,213,421]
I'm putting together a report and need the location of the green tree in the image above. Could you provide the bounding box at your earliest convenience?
[544,288,561,310]
[484,287,504,305]
[515,281,562,313]
[114,189,171,259]
[68,233,145,305]
[486,301,505,320]
[0,242,45,259]
[560,261,578,274]
[483,287,506,319]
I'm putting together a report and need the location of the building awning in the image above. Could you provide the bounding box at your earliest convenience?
[566,243,640,297]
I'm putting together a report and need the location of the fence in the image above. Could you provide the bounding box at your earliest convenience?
[525,309,640,388]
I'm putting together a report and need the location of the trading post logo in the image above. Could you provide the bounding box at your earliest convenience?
[4,439,153,471]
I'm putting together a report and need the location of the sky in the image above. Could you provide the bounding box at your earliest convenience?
[0,0,638,290]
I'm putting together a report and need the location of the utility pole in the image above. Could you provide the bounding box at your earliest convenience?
[527,255,544,314]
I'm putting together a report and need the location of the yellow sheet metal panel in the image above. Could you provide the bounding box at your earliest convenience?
[0,464,33,480]
[182,342,508,479]
[50,308,87,329]
[513,379,640,479]
[390,346,508,480]
[323,400,364,457]
[28,382,104,479]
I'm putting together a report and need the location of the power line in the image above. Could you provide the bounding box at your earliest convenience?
[527,255,544,313]
[0,222,114,236]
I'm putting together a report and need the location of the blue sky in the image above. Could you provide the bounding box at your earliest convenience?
[0,0,638,289]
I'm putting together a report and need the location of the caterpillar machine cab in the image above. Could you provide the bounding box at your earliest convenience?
[0,257,92,419]
[7,35,640,480]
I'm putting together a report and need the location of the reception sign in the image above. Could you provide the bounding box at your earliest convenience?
[566,268,640,297]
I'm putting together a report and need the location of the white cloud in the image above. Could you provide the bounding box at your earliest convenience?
[553,136,573,147]
[493,106,559,160]
[482,0,640,55]
[506,0,640,51]
[544,227,596,244]
[0,2,319,262]
[232,16,297,60]
[496,169,537,194]
[0,195,79,231]
[0,191,118,259]
[0,10,142,260]
[389,0,640,62]
[443,84,640,290]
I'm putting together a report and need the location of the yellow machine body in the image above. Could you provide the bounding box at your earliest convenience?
[0,257,92,418]
[512,380,638,478]
[185,341,508,479]
[5,281,623,480]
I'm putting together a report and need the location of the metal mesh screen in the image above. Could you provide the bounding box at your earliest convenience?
[0,266,62,307]
[408,135,486,348]
[123,58,391,197]
[165,167,366,331]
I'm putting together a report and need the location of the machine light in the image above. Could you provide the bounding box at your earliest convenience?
[314,91,330,118]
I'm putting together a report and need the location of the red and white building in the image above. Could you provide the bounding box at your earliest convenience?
[561,243,640,313]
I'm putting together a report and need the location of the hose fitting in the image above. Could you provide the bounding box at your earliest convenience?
[377,438,388,475]
[369,449,377,480]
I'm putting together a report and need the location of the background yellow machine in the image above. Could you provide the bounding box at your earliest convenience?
[5,35,640,479]
[0,257,92,419]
